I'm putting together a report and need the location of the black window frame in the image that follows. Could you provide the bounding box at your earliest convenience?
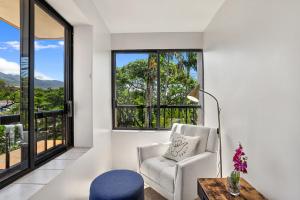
[112,49,204,130]
[0,0,73,189]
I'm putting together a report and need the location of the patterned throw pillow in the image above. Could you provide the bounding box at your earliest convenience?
[163,133,200,162]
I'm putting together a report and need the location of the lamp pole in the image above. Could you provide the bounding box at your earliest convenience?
[187,85,223,178]
[198,89,222,178]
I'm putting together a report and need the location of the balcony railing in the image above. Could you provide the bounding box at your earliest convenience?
[0,110,64,170]
[115,105,201,129]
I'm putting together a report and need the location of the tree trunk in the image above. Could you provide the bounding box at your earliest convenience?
[145,54,156,127]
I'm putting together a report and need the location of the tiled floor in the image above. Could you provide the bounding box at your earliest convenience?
[0,147,89,200]
[30,130,112,200]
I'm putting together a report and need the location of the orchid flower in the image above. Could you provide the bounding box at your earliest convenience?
[232,144,248,174]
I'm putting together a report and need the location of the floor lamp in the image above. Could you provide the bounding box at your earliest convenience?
[187,84,223,178]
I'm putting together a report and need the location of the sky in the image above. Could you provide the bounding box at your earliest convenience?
[0,20,64,81]
[116,53,149,67]
[116,53,198,79]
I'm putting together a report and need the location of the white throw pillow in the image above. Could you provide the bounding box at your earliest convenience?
[163,133,200,162]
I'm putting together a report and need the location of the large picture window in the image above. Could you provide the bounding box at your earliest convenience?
[112,50,203,130]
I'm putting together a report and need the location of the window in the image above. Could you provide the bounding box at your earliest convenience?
[34,3,66,155]
[112,50,204,130]
[0,0,22,171]
[0,0,73,187]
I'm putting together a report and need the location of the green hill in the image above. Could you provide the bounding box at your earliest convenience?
[0,72,64,89]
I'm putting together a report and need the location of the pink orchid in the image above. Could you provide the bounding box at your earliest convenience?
[232,144,248,174]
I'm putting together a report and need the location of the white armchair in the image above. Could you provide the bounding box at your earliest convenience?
[137,123,219,200]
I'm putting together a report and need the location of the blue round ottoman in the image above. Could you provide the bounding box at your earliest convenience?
[89,170,144,200]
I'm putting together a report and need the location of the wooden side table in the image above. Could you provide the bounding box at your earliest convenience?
[197,178,267,200]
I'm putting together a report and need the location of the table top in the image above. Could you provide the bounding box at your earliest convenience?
[198,178,267,200]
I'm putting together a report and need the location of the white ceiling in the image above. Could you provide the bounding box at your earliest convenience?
[46,0,90,25]
[92,0,225,33]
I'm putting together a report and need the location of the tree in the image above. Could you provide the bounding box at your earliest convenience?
[0,80,19,113]
[0,125,6,154]
[34,87,64,111]
[116,52,199,128]
[145,54,157,127]
[0,78,64,115]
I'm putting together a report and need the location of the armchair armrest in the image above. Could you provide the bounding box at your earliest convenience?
[174,152,217,200]
[137,142,170,171]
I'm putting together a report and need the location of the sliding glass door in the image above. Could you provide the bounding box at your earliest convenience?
[33,2,66,159]
[0,0,73,188]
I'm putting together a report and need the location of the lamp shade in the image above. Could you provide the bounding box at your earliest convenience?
[187,84,200,102]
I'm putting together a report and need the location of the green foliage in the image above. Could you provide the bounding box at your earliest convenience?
[14,125,21,144]
[116,52,200,128]
[117,59,152,105]
[0,79,64,115]
[0,125,6,154]
[0,79,20,114]
[230,170,241,189]
[159,52,198,105]
[34,87,64,111]
[116,52,198,106]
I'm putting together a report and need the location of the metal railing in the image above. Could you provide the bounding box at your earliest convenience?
[115,105,201,129]
[0,110,64,170]
[34,110,65,154]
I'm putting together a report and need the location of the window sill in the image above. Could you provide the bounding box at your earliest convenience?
[111,129,171,134]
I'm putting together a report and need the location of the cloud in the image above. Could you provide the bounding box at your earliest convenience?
[0,57,20,75]
[1,41,64,51]
[35,71,54,80]
[0,57,54,80]
[34,41,60,50]
[4,41,20,50]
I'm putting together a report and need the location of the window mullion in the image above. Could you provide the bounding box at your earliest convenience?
[20,0,35,169]
[156,51,160,129]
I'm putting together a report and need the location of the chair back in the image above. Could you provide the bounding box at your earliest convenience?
[170,123,218,154]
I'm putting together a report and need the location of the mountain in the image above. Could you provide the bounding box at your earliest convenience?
[0,72,64,89]
[34,79,64,89]
[0,72,19,86]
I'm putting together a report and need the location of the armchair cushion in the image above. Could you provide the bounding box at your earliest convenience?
[137,143,170,169]
[140,156,177,193]
[163,133,200,162]
[169,123,184,141]
[181,124,211,154]
[206,128,218,153]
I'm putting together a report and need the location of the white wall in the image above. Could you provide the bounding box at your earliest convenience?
[203,0,300,199]
[73,26,93,147]
[111,32,203,50]
[91,24,111,132]
[73,0,112,132]
[73,0,111,147]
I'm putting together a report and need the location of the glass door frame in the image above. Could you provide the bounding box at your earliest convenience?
[33,0,74,166]
[0,0,73,189]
